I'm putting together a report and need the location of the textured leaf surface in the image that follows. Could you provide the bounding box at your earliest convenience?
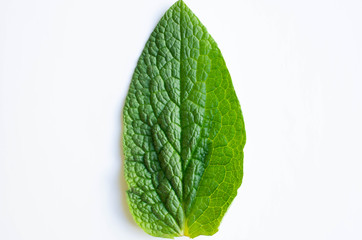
[122,0,246,238]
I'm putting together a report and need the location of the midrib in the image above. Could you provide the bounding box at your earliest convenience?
[179,0,187,235]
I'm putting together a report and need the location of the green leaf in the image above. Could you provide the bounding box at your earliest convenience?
[122,0,246,238]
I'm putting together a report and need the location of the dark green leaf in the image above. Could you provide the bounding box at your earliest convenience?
[122,0,246,238]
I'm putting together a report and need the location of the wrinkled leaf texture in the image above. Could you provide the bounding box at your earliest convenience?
[123,0,246,238]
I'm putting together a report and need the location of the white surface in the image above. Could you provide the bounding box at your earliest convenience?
[1,0,361,239]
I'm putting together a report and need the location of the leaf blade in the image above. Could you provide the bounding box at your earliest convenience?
[123,1,246,238]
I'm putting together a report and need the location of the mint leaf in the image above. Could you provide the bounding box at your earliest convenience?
[122,0,246,238]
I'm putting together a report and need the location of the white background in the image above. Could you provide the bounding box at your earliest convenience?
[1,0,361,239]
